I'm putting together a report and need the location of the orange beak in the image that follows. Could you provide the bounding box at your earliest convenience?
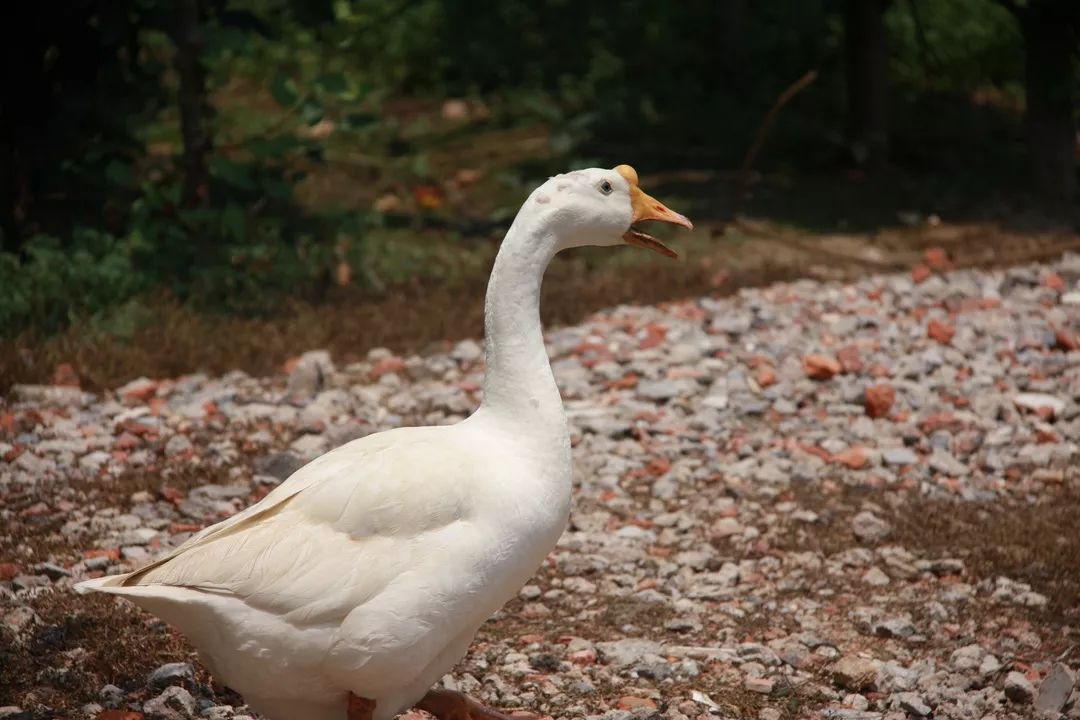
[616,164,693,259]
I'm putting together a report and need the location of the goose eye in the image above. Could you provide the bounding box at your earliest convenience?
[598,180,613,195]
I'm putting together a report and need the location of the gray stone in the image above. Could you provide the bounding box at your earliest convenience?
[882,447,918,466]
[99,684,125,707]
[892,692,931,717]
[820,711,882,720]
[12,384,90,406]
[1035,663,1076,714]
[852,511,892,544]
[636,380,682,401]
[144,686,197,720]
[149,661,195,688]
[874,615,917,639]
[948,644,984,673]
[164,434,194,457]
[286,350,335,403]
[290,433,328,458]
[253,452,305,481]
[829,656,879,691]
[1013,392,1065,417]
[928,449,969,476]
[744,676,774,694]
[863,567,890,586]
[1004,671,1035,704]
[451,339,483,363]
[596,638,665,667]
[79,451,111,470]
[33,562,71,579]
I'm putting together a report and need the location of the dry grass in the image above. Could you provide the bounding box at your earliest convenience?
[0,254,786,394]
[5,214,1078,397]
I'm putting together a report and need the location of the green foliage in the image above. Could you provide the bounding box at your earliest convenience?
[322,0,843,161]
[0,0,1068,338]
[887,0,1023,95]
[0,0,389,336]
[0,232,147,334]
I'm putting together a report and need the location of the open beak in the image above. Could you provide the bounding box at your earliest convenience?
[617,164,693,259]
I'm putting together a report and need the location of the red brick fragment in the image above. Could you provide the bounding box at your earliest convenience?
[1043,272,1065,292]
[369,356,406,380]
[923,247,952,271]
[836,346,863,374]
[617,697,657,711]
[53,363,80,388]
[927,319,955,345]
[911,264,932,284]
[1054,326,1077,351]
[865,384,896,419]
[831,447,870,469]
[755,366,777,388]
[96,711,144,720]
[803,354,841,380]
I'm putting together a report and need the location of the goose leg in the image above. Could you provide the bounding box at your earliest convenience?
[415,688,537,720]
[348,692,377,720]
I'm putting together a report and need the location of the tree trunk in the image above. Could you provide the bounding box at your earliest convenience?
[0,114,19,252]
[173,0,211,208]
[843,0,890,168]
[717,0,748,80]
[1020,5,1077,201]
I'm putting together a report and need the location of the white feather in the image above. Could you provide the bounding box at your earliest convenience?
[75,167,654,720]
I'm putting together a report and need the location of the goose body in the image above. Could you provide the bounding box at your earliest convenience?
[77,166,691,720]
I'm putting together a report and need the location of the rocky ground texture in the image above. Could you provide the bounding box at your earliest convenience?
[2,253,1079,720]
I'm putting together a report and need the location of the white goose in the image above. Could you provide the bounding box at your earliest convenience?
[76,165,692,720]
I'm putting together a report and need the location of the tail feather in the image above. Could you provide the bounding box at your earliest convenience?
[74,572,135,594]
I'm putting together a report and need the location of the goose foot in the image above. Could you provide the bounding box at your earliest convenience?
[348,692,377,720]
[415,688,538,720]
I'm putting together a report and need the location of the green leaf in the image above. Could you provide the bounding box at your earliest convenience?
[410,153,432,178]
[314,73,347,95]
[270,71,300,108]
[221,203,246,241]
[549,131,574,155]
[249,134,305,159]
[177,208,218,226]
[105,160,135,188]
[210,157,256,191]
[300,99,325,126]
[341,112,378,130]
[261,178,293,200]
[203,25,250,58]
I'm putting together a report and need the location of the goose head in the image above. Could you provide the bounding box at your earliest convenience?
[532,165,693,258]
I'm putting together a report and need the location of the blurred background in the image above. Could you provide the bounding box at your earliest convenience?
[1,0,1078,389]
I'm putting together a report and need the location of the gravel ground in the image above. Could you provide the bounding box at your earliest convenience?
[2,254,1079,720]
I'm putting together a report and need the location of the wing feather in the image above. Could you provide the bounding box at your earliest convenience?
[116,424,477,624]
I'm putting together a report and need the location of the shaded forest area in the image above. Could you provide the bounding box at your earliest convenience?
[0,0,1078,355]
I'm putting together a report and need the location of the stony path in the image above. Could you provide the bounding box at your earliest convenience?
[2,254,1079,720]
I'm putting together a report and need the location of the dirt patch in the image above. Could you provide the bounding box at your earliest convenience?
[1,464,242,568]
[776,481,1080,644]
[0,591,205,714]
[889,490,1080,629]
